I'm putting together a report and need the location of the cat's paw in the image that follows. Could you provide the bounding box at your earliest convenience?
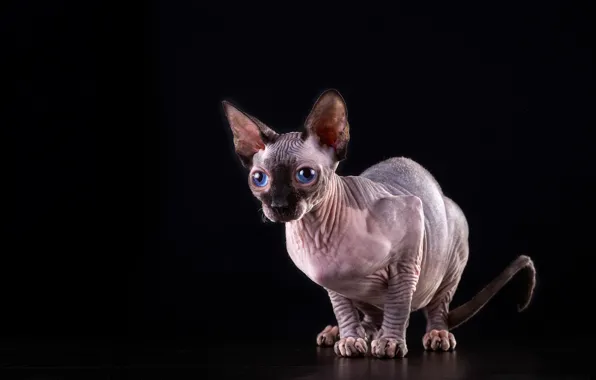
[333,336,368,357]
[423,329,456,351]
[371,337,408,359]
[316,325,339,347]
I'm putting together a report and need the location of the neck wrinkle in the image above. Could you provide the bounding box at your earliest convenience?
[295,173,346,250]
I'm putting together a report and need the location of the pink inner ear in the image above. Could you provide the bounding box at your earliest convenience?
[239,124,265,150]
[234,125,265,157]
[305,92,348,149]
[226,105,266,156]
[317,122,339,148]
[314,111,345,149]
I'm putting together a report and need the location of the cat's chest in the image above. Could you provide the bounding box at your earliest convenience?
[285,213,392,289]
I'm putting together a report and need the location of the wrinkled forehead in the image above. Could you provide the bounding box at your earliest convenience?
[252,132,334,169]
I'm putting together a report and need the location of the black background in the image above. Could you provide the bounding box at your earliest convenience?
[5,0,593,352]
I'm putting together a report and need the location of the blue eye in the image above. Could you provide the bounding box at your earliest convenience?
[296,167,317,184]
[251,171,269,187]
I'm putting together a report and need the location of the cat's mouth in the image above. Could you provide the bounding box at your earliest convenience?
[264,205,304,223]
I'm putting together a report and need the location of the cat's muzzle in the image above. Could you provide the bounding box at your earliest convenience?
[270,206,296,222]
[265,204,303,223]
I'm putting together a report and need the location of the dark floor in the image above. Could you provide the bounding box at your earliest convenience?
[0,337,589,380]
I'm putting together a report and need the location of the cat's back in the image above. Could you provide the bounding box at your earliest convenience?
[360,157,444,201]
[360,157,451,253]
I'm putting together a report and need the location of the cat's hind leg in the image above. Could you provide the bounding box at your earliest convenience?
[422,248,468,351]
[316,325,339,346]
[354,301,384,342]
[316,302,382,347]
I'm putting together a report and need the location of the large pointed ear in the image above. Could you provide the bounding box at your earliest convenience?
[222,101,279,168]
[303,89,350,161]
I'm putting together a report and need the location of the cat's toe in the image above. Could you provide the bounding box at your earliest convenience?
[316,325,339,346]
[423,329,456,351]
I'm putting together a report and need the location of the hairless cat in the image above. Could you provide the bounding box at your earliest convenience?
[221,89,536,359]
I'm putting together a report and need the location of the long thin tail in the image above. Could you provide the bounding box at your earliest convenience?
[447,255,536,330]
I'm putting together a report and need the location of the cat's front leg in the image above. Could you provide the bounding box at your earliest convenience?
[369,195,424,359]
[371,262,419,358]
[327,290,368,357]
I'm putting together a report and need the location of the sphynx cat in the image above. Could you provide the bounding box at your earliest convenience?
[221,89,536,359]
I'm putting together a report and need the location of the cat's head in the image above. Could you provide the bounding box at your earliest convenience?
[222,89,350,223]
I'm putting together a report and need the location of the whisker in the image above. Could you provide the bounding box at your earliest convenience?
[258,208,270,223]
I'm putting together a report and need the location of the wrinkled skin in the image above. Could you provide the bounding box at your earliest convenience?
[222,89,536,358]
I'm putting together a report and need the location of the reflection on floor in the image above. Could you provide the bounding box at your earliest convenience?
[0,337,588,380]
